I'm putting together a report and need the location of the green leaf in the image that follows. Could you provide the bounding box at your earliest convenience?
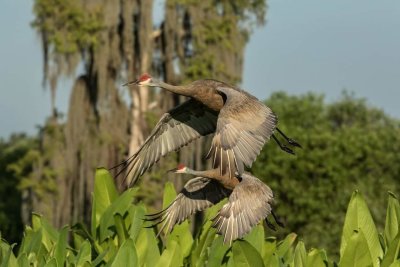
[389,260,400,267]
[74,240,92,266]
[381,232,400,267]
[155,239,183,267]
[276,232,297,261]
[340,191,382,267]
[0,242,17,267]
[292,241,307,267]
[114,213,128,245]
[306,249,328,267]
[167,221,194,258]
[54,226,68,266]
[32,214,58,252]
[128,204,146,242]
[207,236,230,267]
[339,230,373,267]
[98,188,138,242]
[232,240,265,267]
[110,238,138,267]
[385,192,400,247]
[244,223,264,253]
[191,221,217,267]
[44,258,57,267]
[92,168,119,237]
[16,253,29,266]
[262,237,277,263]
[135,228,160,266]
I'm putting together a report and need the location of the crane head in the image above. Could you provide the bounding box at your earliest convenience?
[167,163,188,174]
[122,73,155,87]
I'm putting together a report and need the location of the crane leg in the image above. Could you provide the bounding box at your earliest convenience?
[265,217,277,231]
[276,128,302,148]
[272,210,285,228]
[272,135,295,155]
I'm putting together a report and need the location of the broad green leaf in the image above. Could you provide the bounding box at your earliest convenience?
[155,240,183,267]
[191,221,217,267]
[306,249,328,267]
[75,240,91,266]
[72,223,93,248]
[389,260,400,267]
[129,204,146,241]
[32,214,58,252]
[266,253,283,267]
[110,238,138,267]
[262,237,277,263]
[135,228,160,266]
[92,249,109,266]
[0,242,17,267]
[44,258,57,267]
[54,226,68,266]
[382,232,400,267]
[114,213,128,245]
[276,232,297,261]
[167,221,194,258]
[385,192,400,247]
[162,182,177,209]
[340,191,382,267]
[339,230,373,267]
[92,168,119,237]
[24,228,44,257]
[98,188,138,242]
[292,241,306,267]
[207,236,230,267]
[232,240,265,267]
[244,223,264,253]
[16,253,29,266]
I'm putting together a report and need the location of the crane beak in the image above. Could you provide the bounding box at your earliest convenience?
[122,79,139,87]
[166,168,178,173]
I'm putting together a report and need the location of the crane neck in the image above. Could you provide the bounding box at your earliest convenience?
[185,168,222,180]
[156,80,192,97]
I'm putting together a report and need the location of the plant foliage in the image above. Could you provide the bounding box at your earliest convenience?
[1,169,400,266]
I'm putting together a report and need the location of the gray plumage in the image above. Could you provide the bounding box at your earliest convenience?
[117,75,278,186]
[146,172,274,245]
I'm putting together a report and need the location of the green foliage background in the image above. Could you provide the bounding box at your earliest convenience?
[253,91,400,256]
[1,169,400,266]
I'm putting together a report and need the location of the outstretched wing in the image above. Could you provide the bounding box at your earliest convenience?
[113,99,218,186]
[146,177,231,234]
[206,87,277,177]
[212,173,274,245]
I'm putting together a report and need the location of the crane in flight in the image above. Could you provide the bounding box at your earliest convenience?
[144,164,281,245]
[113,74,301,186]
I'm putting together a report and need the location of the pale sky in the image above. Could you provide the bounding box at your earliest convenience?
[1,0,399,138]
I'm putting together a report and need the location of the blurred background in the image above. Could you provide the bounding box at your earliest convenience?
[0,0,399,257]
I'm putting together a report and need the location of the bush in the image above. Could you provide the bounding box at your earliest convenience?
[1,169,400,266]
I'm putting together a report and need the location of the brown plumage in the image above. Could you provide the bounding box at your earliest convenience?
[145,165,275,245]
[114,74,300,186]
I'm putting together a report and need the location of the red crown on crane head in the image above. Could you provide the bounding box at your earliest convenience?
[177,163,186,170]
[138,73,151,82]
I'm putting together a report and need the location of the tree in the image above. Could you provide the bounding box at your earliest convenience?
[0,134,38,243]
[252,91,400,257]
[28,0,268,228]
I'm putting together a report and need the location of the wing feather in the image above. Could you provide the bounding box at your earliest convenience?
[207,87,277,177]
[147,177,231,234]
[211,173,274,245]
[114,99,218,186]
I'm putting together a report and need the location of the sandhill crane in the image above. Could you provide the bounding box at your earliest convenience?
[145,164,278,245]
[115,74,301,186]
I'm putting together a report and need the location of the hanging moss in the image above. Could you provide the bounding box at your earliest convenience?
[32,0,104,54]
